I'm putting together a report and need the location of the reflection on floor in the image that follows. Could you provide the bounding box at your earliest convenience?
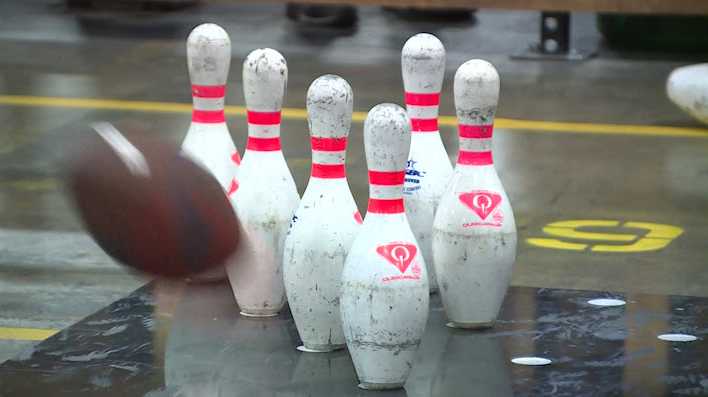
[2,281,706,396]
[0,0,707,363]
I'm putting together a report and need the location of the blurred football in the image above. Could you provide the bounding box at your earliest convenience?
[65,122,239,278]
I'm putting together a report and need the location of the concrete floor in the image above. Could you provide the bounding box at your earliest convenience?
[1,0,707,363]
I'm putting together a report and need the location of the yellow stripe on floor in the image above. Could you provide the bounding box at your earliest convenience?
[1,95,708,139]
[0,326,58,341]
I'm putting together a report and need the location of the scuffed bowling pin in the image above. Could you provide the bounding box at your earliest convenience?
[432,60,517,329]
[401,33,453,293]
[340,104,429,390]
[181,23,240,281]
[182,23,240,195]
[283,75,361,352]
[228,48,300,317]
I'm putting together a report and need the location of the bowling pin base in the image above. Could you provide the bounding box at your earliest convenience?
[358,382,405,391]
[446,321,495,330]
[239,311,279,318]
[296,344,345,353]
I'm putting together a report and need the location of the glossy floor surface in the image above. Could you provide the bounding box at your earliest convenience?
[1,0,707,375]
[1,281,706,396]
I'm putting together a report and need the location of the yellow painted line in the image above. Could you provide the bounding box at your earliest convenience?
[0,95,193,114]
[542,226,636,242]
[3,178,58,192]
[624,221,683,239]
[547,220,620,229]
[490,117,708,139]
[1,95,708,138]
[0,326,59,341]
[526,238,587,251]
[592,238,673,253]
[542,220,636,242]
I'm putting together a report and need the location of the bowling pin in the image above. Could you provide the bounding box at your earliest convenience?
[227,48,300,317]
[182,23,240,195]
[432,60,517,329]
[181,23,240,281]
[283,75,361,352]
[401,33,453,293]
[340,104,429,390]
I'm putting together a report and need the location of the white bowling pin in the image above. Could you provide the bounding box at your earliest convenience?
[283,75,361,352]
[181,23,240,282]
[182,23,240,195]
[340,104,429,390]
[401,33,453,293]
[227,48,300,317]
[432,60,517,329]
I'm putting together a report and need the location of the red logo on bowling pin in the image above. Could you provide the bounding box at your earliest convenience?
[376,242,417,273]
[459,191,502,220]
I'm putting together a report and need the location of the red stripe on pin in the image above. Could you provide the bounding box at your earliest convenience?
[192,110,225,123]
[247,111,281,125]
[458,124,494,138]
[311,137,347,151]
[405,92,440,106]
[311,163,345,178]
[191,85,226,98]
[458,150,493,165]
[411,118,438,132]
[368,170,405,185]
[247,137,281,151]
[367,198,404,214]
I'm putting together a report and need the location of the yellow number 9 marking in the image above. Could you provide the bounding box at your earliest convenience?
[527,220,683,253]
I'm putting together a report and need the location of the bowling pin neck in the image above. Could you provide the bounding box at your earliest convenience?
[402,33,445,136]
[191,84,226,124]
[245,110,282,153]
[310,136,347,179]
[405,92,440,134]
[186,24,230,125]
[366,170,405,216]
[456,122,495,168]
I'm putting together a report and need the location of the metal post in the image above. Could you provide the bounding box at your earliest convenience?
[512,11,595,61]
[540,12,570,55]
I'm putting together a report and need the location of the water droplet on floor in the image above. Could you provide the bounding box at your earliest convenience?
[588,298,626,307]
[511,356,552,366]
[657,333,697,342]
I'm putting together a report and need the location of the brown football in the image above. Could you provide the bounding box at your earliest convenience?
[65,123,239,278]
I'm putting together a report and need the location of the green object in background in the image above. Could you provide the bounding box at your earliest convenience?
[598,14,708,52]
